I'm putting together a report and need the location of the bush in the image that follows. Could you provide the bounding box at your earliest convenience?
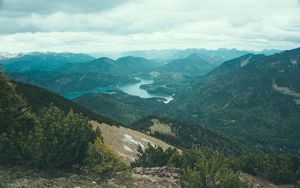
[237,153,300,184]
[0,71,36,164]
[179,149,248,188]
[26,105,99,168]
[85,138,131,181]
[131,143,178,168]
[0,70,131,183]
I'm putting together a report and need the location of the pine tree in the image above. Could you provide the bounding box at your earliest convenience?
[0,70,36,164]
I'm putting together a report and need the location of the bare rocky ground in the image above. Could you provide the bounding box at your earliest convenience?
[1,165,296,188]
[240,173,296,188]
[0,165,110,188]
[90,121,180,164]
[0,165,181,188]
[131,166,181,188]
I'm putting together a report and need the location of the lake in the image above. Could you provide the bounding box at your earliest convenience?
[63,77,173,103]
[118,77,174,103]
[63,85,115,99]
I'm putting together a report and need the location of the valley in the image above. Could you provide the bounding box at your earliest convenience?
[1,47,300,187]
[1,1,300,187]
[2,48,300,154]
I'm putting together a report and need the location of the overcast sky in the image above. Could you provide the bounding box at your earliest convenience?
[0,0,300,53]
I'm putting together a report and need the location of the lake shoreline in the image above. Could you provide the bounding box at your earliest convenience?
[63,77,174,103]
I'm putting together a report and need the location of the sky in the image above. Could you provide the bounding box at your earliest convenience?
[0,0,300,53]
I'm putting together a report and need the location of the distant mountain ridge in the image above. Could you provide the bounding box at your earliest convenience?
[1,52,95,72]
[1,54,161,94]
[116,48,282,61]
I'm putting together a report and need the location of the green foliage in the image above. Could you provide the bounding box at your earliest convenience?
[0,71,35,135]
[178,149,248,188]
[235,153,300,184]
[5,55,142,94]
[131,116,248,156]
[0,70,131,183]
[1,70,101,168]
[26,105,98,168]
[15,81,121,126]
[172,50,300,154]
[75,90,169,125]
[131,143,178,168]
[85,138,131,182]
[0,70,36,164]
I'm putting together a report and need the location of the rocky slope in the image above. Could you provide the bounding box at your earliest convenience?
[90,120,180,164]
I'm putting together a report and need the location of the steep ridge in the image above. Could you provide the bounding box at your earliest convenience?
[14,81,121,125]
[172,48,300,153]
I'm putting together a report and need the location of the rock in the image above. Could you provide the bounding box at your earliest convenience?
[132,166,181,187]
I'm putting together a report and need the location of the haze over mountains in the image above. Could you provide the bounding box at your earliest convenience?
[90,48,282,61]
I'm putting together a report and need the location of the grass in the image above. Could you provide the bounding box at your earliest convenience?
[149,119,173,135]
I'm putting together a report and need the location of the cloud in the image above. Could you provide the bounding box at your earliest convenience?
[0,0,132,15]
[0,0,299,52]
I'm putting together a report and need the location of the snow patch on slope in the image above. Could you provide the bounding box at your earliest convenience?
[123,133,145,149]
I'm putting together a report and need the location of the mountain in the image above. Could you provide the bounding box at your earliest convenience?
[115,56,162,74]
[2,54,161,94]
[0,52,100,94]
[118,48,281,61]
[0,52,20,60]
[14,81,121,125]
[158,53,219,76]
[1,52,95,72]
[140,53,221,96]
[172,48,300,154]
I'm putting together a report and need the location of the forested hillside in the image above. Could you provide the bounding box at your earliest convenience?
[14,81,121,125]
[172,48,300,154]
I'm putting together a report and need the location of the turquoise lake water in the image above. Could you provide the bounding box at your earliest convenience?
[63,77,173,103]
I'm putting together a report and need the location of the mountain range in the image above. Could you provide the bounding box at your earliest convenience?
[73,48,300,154]
[1,48,299,154]
[94,48,281,61]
